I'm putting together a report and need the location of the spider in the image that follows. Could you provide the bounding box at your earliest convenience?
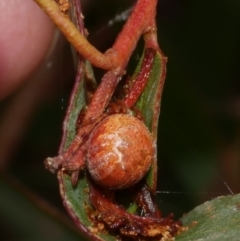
[45,48,182,239]
[44,48,156,188]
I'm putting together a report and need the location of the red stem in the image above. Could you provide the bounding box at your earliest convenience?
[34,0,157,70]
[124,48,156,108]
[111,0,158,69]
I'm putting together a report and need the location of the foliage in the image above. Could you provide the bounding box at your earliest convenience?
[1,0,240,240]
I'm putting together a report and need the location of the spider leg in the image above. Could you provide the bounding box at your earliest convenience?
[44,115,106,175]
[62,145,86,171]
[71,170,80,186]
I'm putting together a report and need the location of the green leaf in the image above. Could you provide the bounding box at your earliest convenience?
[59,173,116,241]
[135,50,165,135]
[57,47,166,241]
[61,68,86,150]
[60,60,96,151]
[176,194,240,241]
[57,3,167,238]
[134,49,166,191]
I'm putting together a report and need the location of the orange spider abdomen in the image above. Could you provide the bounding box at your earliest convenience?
[87,114,153,189]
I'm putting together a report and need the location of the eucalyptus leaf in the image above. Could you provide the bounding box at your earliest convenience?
[134,49,166,191]
[136,49,165,135]
[55,1,169,239]
[176,194,240,241]
[58,46,166,241]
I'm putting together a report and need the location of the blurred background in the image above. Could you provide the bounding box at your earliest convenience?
[1,0,240,240]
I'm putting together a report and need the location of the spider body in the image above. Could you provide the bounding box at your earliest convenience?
[44,49,156,189]
[87,114,153,189]
[45,113,153,189]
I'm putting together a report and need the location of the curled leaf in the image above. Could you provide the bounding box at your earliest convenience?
[57,47,169,240]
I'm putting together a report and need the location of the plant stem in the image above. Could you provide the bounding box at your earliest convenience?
[84,0,158,120]
[34,0,157,70]
[34,0,159,122]
[111,0,157,69]
[34,0,115,70]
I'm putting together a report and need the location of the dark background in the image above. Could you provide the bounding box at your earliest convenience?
[1,0,240,240]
